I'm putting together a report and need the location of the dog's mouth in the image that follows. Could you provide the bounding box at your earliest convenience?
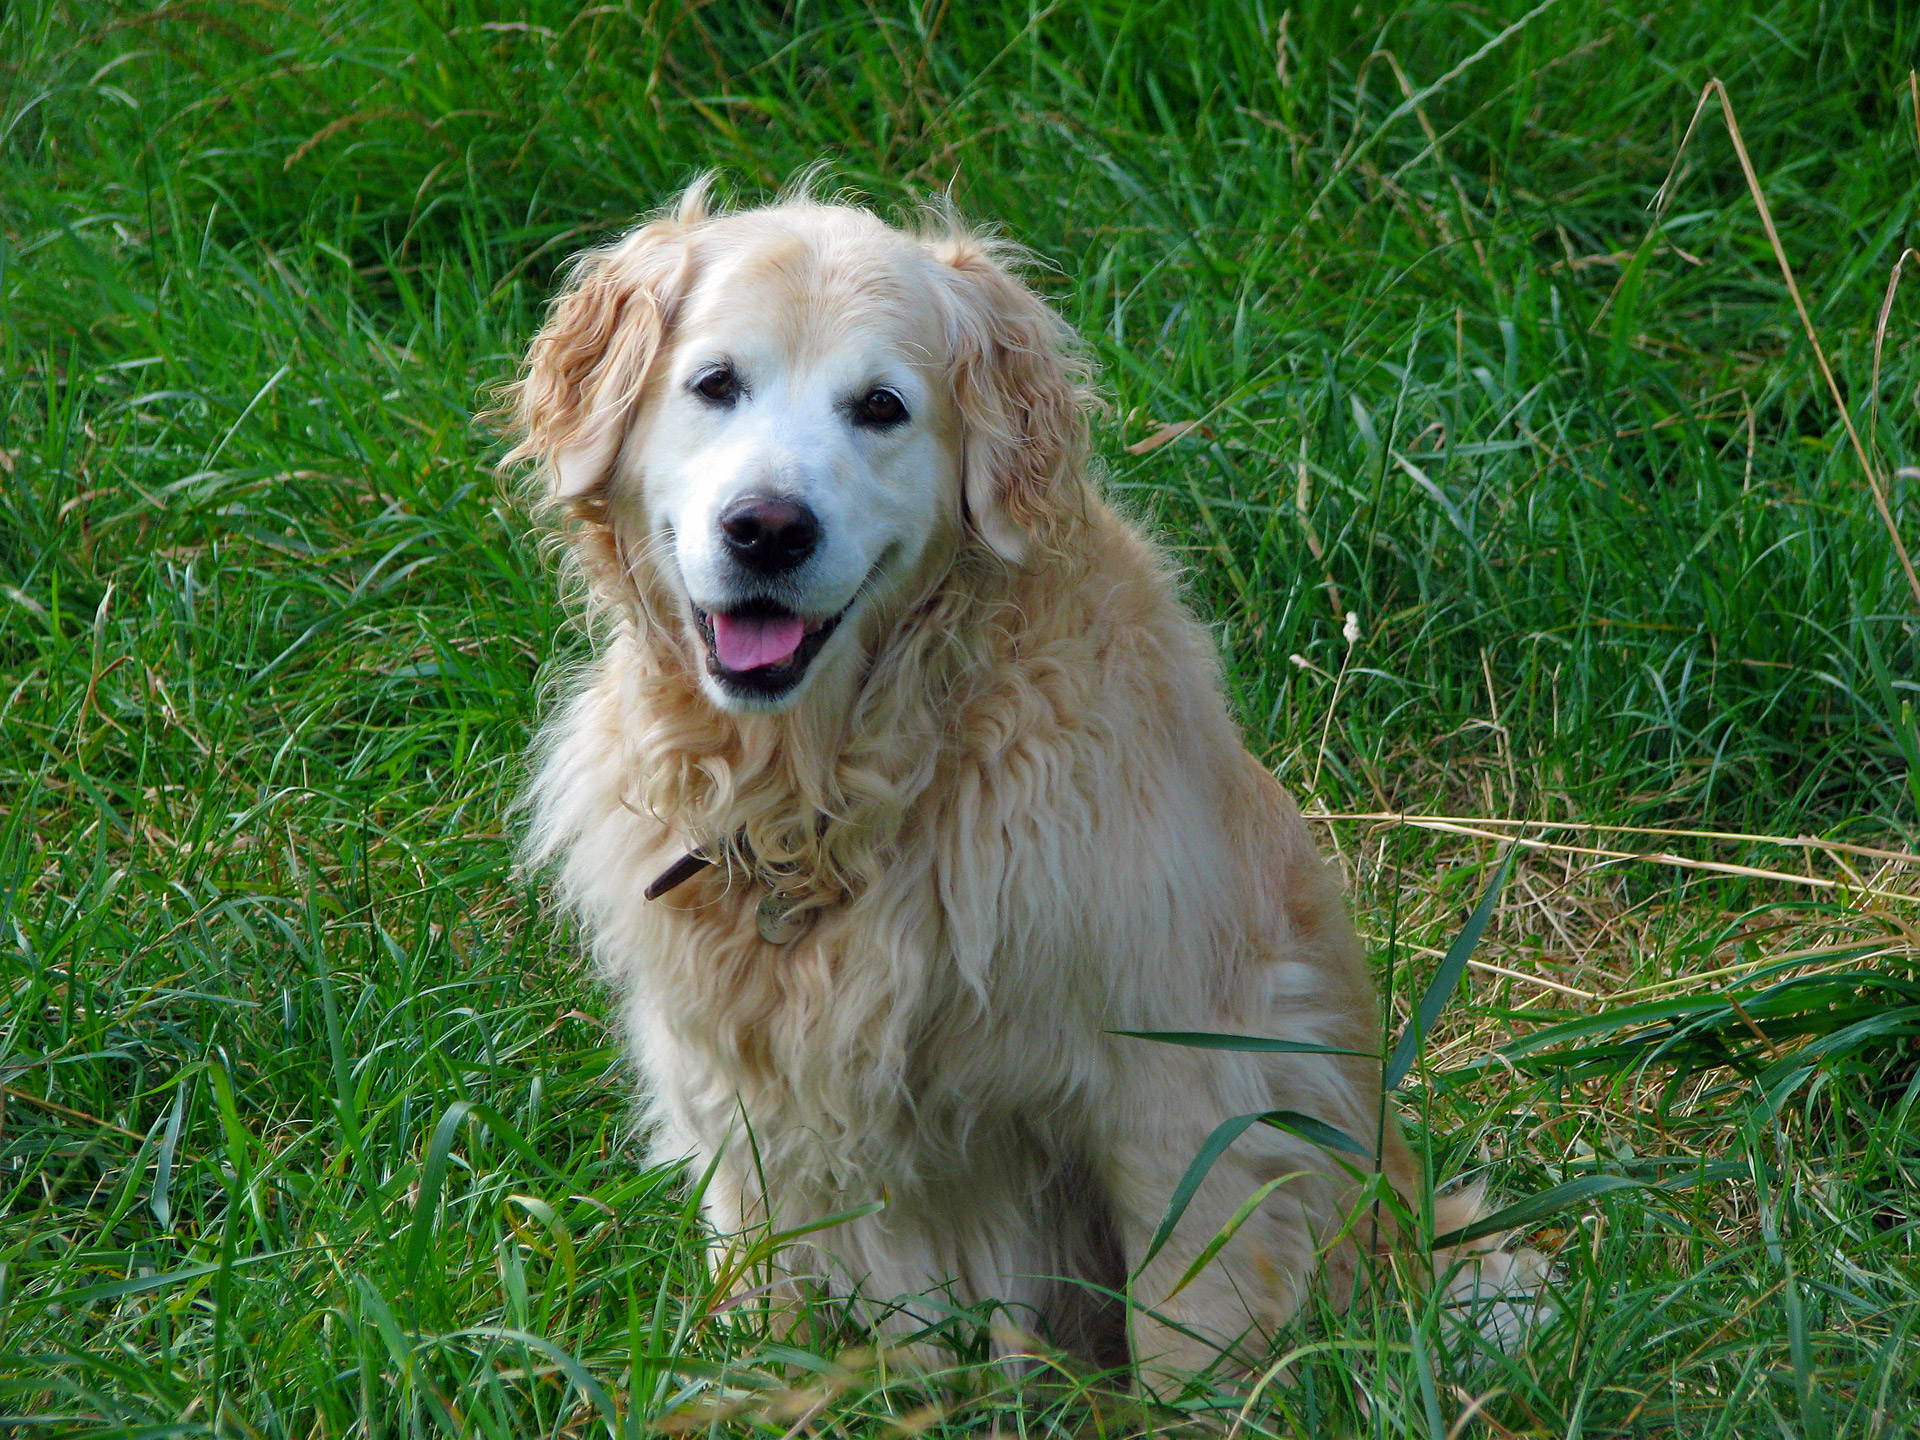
[693,599,844,700]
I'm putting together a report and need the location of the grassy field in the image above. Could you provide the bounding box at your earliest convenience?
[4,0,1920,1433]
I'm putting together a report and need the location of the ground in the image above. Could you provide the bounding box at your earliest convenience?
[4,1,1920,1435]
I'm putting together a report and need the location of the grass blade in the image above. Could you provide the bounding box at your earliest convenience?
[1433,1163,1748,1247]
[407,1099,476,1287]
[768,1197,889,1246]
[148,1078,188,1235]
[1136,1110,1373,1275]
[1257,1110,1373,1159]
[1385,846,1516,1090]
[1110,1030,1374,1058]
[1162,1171,1309,1300]
[1135,1112,1269,1275]
[455,1328,621,1432]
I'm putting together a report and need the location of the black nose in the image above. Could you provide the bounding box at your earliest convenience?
[718,495,819,573]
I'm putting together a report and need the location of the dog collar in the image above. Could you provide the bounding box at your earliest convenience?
[643,848,712,901]
[644,838,811,944]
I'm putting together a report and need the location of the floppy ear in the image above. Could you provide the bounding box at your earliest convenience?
[929,234,1090,563]
[504,181,710,501]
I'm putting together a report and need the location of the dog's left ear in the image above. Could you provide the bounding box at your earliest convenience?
[503,181,711,502]
[929,234,1090,563]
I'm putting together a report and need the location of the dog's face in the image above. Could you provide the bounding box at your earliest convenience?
[508,189,1087,714]
[632,236,961,709]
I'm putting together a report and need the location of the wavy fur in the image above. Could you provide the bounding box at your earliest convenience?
[506,187,1533,1384]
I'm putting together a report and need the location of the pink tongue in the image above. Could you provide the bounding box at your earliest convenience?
[712,612,806,671]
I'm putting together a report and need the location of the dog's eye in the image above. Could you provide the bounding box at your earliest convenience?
[693,366,741,407]
[853,388,908,428]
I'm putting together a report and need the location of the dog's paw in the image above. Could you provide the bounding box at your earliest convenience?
[1437,1243,1557,1354]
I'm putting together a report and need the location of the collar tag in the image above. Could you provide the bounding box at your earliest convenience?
[755,892,809,945]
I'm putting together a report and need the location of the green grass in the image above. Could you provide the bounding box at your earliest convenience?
[4,0,1920,1433]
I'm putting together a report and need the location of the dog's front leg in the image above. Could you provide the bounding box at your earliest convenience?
[691,1151,809,1329]
[698,1168,987,1357]
[1097,1057,1357,1392]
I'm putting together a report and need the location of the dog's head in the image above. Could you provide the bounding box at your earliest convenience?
[504,182,1089,713]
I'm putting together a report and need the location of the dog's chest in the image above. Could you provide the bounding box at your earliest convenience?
[645,856,1099,1110]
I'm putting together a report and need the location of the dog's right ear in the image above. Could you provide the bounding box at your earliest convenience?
[503,181,711,501]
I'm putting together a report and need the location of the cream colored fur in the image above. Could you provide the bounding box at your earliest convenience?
[506,183,1516,1385]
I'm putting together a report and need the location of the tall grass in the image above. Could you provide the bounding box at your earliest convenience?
[3,1,1917,1434]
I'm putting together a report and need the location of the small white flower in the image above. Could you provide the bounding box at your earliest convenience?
[1343,611,1361,646]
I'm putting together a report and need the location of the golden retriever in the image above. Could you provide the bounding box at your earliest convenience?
[504,180,1517,1384]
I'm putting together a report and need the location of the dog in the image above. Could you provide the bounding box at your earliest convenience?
[504,180,1513,1384]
